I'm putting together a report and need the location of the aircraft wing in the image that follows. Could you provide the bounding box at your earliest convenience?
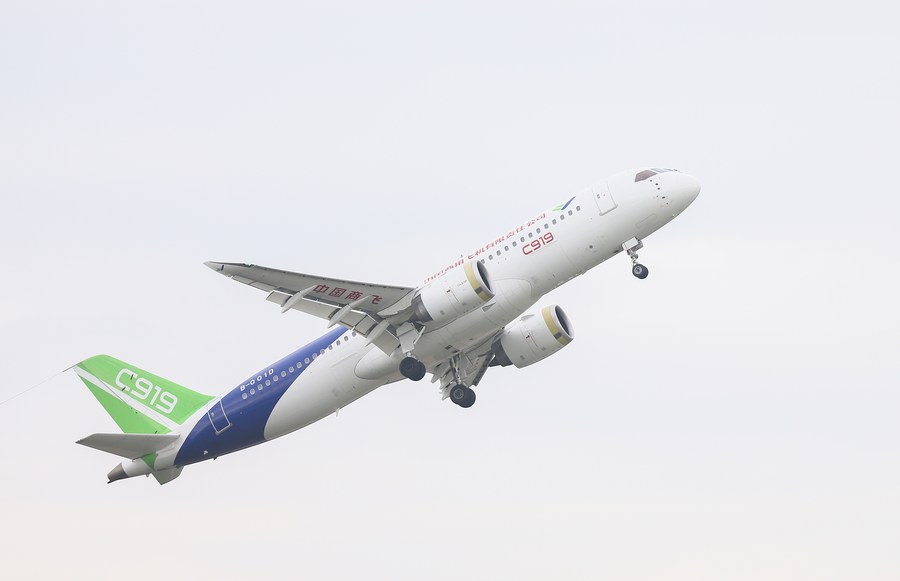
[204,262,417,354]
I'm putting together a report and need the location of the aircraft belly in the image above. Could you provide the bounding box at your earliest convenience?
[264,340,384,440]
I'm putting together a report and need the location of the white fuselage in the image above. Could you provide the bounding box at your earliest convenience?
[159,167,700,470]
[263,167,700,439]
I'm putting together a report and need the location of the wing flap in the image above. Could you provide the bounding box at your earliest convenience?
[209,261,413,354]
[266,291,336,318]
[77,433,180,459]
[265,290,401,353]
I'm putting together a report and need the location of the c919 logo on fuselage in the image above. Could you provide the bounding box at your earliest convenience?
[115,369,178,415]
[522,232,555,256]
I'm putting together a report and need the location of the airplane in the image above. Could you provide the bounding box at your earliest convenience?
[72,167,701,484]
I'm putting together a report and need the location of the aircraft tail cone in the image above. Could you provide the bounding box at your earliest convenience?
[107,463,128,484]
[106,458,153,483]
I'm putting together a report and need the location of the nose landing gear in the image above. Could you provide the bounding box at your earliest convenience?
[623,238,649,279]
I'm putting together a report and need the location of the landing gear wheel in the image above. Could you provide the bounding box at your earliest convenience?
[632,263,649,279]
[450,385,476,408]
[399,356,427,381]
[449,385,468,405]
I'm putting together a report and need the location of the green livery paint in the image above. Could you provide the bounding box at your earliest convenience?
[80,377,169,434]
[142,452,158,470]
[75,355,214,434]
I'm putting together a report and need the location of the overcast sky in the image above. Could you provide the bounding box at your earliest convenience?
[1,1,898,580]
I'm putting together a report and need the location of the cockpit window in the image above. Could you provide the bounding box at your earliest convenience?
[635,168,677,182]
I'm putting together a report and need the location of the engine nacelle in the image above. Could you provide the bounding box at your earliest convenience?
[412,261,495,324]
[491,305,574,368]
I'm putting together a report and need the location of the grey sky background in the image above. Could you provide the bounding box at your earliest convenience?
[1,1,898,579]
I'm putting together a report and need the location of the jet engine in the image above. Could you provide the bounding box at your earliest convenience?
[412,260,495,325]
[491,305,574,368]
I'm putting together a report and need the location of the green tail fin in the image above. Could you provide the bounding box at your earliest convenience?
[74,355,214,434]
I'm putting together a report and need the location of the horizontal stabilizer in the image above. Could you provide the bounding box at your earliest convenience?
[77,433,180,459]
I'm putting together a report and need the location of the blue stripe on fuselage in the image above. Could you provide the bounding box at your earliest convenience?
[175,327,347,466]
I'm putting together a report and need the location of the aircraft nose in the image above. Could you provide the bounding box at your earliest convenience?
[670,172,701,206]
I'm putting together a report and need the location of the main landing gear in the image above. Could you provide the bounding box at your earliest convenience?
[399,356,427,381]
[449,384,476,408]
[623,238,649,280]
[447,354,476,408]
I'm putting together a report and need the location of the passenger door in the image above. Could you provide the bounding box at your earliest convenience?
[592,182,618,215]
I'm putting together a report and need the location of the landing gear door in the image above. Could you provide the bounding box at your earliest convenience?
[592,182,617,215]
[207,400,231,435]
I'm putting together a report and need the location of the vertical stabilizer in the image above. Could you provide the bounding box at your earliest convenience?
[74,355,214,434]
